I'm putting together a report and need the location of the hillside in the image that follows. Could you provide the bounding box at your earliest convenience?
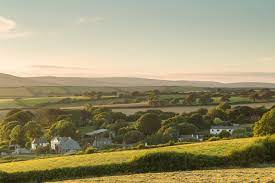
[0,137,259,173]
[0,73,275,88]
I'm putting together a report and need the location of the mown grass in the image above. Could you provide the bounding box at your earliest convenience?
[0,137,260,173]
[54,166,275,183]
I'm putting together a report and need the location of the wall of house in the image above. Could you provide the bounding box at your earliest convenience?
[210,129,234,135]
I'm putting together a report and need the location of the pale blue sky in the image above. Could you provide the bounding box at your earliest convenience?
[0,0,274,82]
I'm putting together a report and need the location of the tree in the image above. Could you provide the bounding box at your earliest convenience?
[217,102,231,111]
[124,130,144,144]
[178,122,198,135]
[24,121,43,140]
[249,93,259,102]
[138,113,161,135]
[4,110,34,126]
[48,120,77,138]
[9,125,25,146]
[219,95,230,103]
[253,109,275,136]
[186,93,196,105]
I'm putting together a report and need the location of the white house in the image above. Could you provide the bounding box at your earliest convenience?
[31,137,49,150]
[210,126,238,135]
[51,137,81,154]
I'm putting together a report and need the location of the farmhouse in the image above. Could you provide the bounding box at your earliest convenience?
[51,137,81,154]
[31,137,49,150]
[210,126,238,135]
[84,129,112,148]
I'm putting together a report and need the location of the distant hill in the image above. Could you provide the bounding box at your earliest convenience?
[0,73,275,88]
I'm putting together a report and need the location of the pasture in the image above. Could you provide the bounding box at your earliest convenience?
[112,102,275,115]
[0,137,260,173]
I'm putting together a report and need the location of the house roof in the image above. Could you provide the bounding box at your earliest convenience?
[51,137,71,142]
[85,129,108,136]
[211,126,238,130]
[32,137,48,144]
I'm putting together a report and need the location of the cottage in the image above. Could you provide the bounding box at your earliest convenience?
[84,129,112,148]
[210,126,238,135]
[51,137,81,154]
[31,137,49,150]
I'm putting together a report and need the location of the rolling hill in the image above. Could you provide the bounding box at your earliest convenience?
[0,73,275,88]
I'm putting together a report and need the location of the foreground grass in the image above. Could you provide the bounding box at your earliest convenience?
[0,137,259,173]
[53,166,275,183]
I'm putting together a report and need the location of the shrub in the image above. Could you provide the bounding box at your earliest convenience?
[85,147,97,154]
[207,136,220,141]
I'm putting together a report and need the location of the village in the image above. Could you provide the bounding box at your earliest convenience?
[1,124,241,156]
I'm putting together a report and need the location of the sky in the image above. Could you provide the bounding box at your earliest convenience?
[0,0,274,82]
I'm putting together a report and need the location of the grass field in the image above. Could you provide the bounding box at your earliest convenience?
[0,137,261,173]
[54,166,275,183]
[112,102,275,115]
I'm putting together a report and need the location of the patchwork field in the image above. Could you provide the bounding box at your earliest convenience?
[0,137,260,173]
[54,167,275,183]
[112,102,275,115]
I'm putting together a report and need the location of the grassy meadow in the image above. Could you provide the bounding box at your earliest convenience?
[0,137,260,173]
[54,166,275,183]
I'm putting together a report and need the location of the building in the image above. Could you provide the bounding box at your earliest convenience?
[210,126,238,135]
[178,134,204,142]
[12,147,31,155]
[31,137,49,150]
[51,137,81,154]
[84,129,112,148]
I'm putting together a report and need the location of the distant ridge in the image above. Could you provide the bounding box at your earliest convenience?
[0,73,275,88]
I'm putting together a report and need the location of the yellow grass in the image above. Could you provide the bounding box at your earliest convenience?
[53,167,275,183]
[0,137,260,173]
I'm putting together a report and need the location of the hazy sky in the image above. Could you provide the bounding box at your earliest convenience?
[0,0,274,82]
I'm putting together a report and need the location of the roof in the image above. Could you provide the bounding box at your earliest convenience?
[51,137,71,142]
[211,126,238,130]
[32,137,48,144]
[85,129,108,136]
[60,139,81,150]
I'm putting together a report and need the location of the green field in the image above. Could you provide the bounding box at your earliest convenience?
[54,166,275,183]
[112,102,275,115]
[0,137,260,173]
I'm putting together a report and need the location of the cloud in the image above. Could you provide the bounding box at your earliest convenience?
[77,16,104,24]
[0,16,16,32]
[0,16,30,40]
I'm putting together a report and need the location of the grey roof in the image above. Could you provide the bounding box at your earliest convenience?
[60,139,81,150]
[85,129,108,136]
[211,126,238,130]
[32,137,48,144]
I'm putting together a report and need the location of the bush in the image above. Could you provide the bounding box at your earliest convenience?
[0,171,8,183]
[207,136,220,141]
[85,147,97,154]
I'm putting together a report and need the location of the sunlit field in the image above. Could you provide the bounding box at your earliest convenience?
[0,137,260,173]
